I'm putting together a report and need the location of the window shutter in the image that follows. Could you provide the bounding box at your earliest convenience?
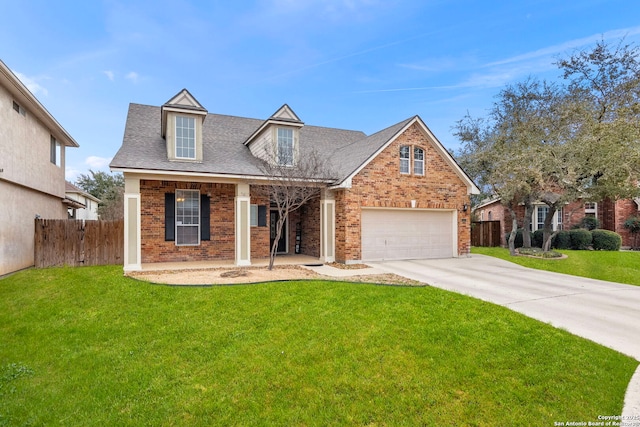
[258,205,267,227]
[165,193,175,241]
[201,194,211,241]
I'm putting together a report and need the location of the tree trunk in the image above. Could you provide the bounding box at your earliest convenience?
[543,230,559,252]
[541,205,558,252]
[507,206,518,256]
[522,202,533,248]
[268,212,288,270]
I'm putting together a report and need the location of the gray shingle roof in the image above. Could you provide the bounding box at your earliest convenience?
[110,102,413,184]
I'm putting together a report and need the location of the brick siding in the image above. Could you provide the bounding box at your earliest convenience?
[475,198,639,247]
[335,122,472,262]
[139,122,475,265]
[140,180,235,263]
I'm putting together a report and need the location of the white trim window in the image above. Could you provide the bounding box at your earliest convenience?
[413,147,424,175]
[176,189,200,245]
[176,116,196,159]
[399,145,410,174]
[536,206,548,231]
[534,205,563,231]
[277,128,294,166]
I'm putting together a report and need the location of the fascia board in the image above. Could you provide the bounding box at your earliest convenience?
[243,119,304,147]
[0,60,79,148]
[109,167,334,186]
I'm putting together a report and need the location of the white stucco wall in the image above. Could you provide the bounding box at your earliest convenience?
[0,85,66,198]
[0,81,70,276]
[1,181,67,275]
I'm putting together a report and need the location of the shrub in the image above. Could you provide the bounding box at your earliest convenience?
[518,247,563,258]
[553,230,572,250]
[570,229,592,250]
[624,216,640,249]
[505,229,523,248]
[591,230,621,251]
[532,230,544,248]
[578,216,600,231]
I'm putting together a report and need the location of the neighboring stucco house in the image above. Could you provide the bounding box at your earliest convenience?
[0,59,79,276]
[474,197,640,247]
[65,181,101,220]
[110,89,479,272]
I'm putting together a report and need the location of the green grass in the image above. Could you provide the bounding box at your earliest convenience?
[473,246,640,286]
[1,266,636,426]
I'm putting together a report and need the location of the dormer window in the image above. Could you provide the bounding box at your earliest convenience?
[161,89,207,163]
[277,128,294,166]
[176,116,196,159]
[244,104,304,165]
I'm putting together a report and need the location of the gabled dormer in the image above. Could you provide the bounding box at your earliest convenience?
[161,89,208,162]
[244,104,304,166]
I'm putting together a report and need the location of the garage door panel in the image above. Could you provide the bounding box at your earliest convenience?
[361,209,455,261]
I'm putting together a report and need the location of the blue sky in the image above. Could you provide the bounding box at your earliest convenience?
[2,0,639,182]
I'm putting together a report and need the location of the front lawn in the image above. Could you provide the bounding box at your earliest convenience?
[472,247,640,286]
[0,266,636,426]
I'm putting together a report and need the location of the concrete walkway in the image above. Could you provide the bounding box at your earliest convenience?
[369,254,640,416]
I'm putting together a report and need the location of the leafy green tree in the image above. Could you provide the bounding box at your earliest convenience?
[624,216,640,249]
[75,170,124,220]
[557,38,640,202]
[454,78,563,252]
[455,38,640,254]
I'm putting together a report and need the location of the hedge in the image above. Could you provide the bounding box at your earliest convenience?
[591,229,622,251]
[504,229,524,248]
[570,229,592,250]
[505,227,621,251]
[553,230,572,250]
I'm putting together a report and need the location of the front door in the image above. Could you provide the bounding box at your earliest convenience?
[270,210,288,253]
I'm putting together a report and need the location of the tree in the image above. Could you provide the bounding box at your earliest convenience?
[557,38,640,202]
[252,148,334,270]
[454,78,563,252]
[624,216,640,249]
[75,170,125,220]
[97,185,124,220]
[455,38,640,254]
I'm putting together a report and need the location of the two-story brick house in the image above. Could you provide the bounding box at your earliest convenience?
[110,89,479,271]
[0,59,79,276]
[474,197,640,247]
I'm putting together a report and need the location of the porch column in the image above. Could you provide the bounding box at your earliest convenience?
[235,183,251,266]
[123,175,141,272]
[320,189,336,263]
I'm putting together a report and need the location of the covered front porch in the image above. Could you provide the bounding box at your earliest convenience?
[122,173,337,272]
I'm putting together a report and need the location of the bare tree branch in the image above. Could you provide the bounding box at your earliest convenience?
[252,145,335,270]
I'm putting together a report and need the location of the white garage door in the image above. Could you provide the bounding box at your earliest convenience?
[361,209,455,261]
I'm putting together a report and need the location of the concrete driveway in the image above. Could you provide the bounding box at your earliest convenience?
[370,254,640,415]
[371,254,640,359]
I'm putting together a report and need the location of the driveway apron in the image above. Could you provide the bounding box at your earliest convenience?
[370,254,640,415]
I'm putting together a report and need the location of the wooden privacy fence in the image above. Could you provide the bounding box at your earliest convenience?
[34,219,124,267]
[471,221,501,247]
